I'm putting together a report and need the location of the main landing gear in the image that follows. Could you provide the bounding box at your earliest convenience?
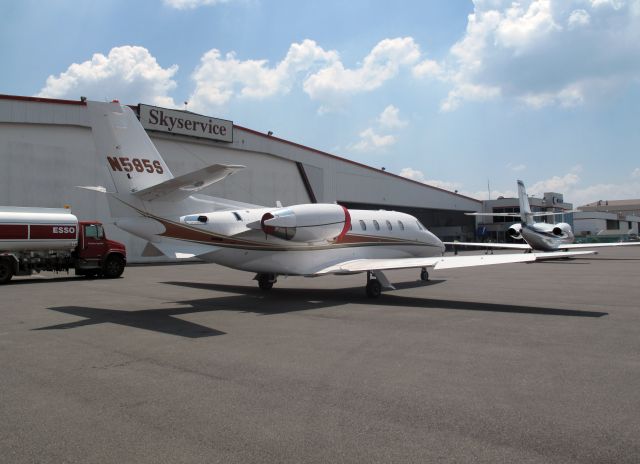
[255,273,277,290]
[366,272,382,298]
[365,268,430,298]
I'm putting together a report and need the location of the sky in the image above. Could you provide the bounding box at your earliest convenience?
[2,0,640,206]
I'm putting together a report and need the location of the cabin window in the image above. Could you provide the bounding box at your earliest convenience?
[349,223,352,231]
[386,220,392,231]
[398,220,405,231]
[416,221,423,230]
[359,220,366,231]
[373,220,380,231]
[232,212,242,221]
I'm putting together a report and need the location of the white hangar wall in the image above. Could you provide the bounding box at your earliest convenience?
[0,95,481,262]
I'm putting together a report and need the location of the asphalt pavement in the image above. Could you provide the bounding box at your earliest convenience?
[1,247,639,463]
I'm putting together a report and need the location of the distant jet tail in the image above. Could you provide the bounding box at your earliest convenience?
[517,180,534,225]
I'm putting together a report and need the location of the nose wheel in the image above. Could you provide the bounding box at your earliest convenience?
[420,267,429,281]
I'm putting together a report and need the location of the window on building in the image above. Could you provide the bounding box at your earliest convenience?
[606,219,619,230]
[398,220,405,231]
[373,220,380,231]
[359,220,366,231]
[493,207,520,223]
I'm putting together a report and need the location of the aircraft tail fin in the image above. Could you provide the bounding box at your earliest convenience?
[87,100,244,204]
[87,101,174,195]
[517,180,534,225]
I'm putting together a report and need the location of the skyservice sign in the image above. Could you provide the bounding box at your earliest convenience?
[139,104,233,143]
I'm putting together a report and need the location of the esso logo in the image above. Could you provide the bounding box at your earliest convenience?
[53,226,76,234]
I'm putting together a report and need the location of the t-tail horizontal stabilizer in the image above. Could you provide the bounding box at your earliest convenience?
[133,164,245,202]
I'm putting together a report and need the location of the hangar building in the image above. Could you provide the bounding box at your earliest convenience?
[0,94,480,262]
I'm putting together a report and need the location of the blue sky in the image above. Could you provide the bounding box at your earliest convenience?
[2,0,639,205]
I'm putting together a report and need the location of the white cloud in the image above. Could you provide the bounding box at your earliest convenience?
[441,82,501,112]
[163,0,231,9]
[378,105,407,129]
[507,163,527,172]
[529,171,581,196]
[495,0,560,51]
[399,167,427,182]
[189,40,338,111]
[590,0,624,10]
[348,105,408,153]
[412,59,444,79]
[568,9,590,29]
[421,0,640,111]
[37,46,178,107]
[571,182,640,206]
[401,166,640,205]
[303,37,420,111]
[349,128,396,152]
[399,168,463,192]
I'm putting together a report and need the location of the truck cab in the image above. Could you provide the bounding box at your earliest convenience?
[73,221,127,278]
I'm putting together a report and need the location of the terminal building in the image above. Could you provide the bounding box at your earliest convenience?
[0,94,481,262]
[575,200,640,238]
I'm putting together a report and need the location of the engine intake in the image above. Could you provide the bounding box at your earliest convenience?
[552,222,571,237]
[507,223,523,240]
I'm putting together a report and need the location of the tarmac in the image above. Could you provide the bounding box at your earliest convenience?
[1,247,639,463]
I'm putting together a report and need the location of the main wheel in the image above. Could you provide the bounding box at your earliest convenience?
[365,279,382,298]
[257,273,275,290]
[102,255,125,279]
[420,268,429,281]
[0,260,14,284]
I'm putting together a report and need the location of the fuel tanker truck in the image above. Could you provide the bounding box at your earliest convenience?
[0,206,126,284]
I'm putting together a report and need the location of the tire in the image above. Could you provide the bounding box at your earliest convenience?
[420,269,429,281]
[365,279,382,298]
[0,260,14,284]
[102,255,125,279]
[257,273,275,290]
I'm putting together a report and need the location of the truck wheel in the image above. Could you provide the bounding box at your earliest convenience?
[102,255,125,279]
[0,260,14,284]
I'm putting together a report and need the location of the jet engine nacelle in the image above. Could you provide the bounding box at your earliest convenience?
[261,203,351,243]
[507,223,523,240]
[552,222,572,236]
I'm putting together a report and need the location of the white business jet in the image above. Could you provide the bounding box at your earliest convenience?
[84,101,591,297]
[447,180,640,252]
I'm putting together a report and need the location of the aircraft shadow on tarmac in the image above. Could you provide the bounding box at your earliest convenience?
[34,280,607,339]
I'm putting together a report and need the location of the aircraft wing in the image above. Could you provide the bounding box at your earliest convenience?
[314,250,595,275]
[133,164,245,202]
[465,212,521,217]
[443,241,531,250]
[555,242,640,250]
